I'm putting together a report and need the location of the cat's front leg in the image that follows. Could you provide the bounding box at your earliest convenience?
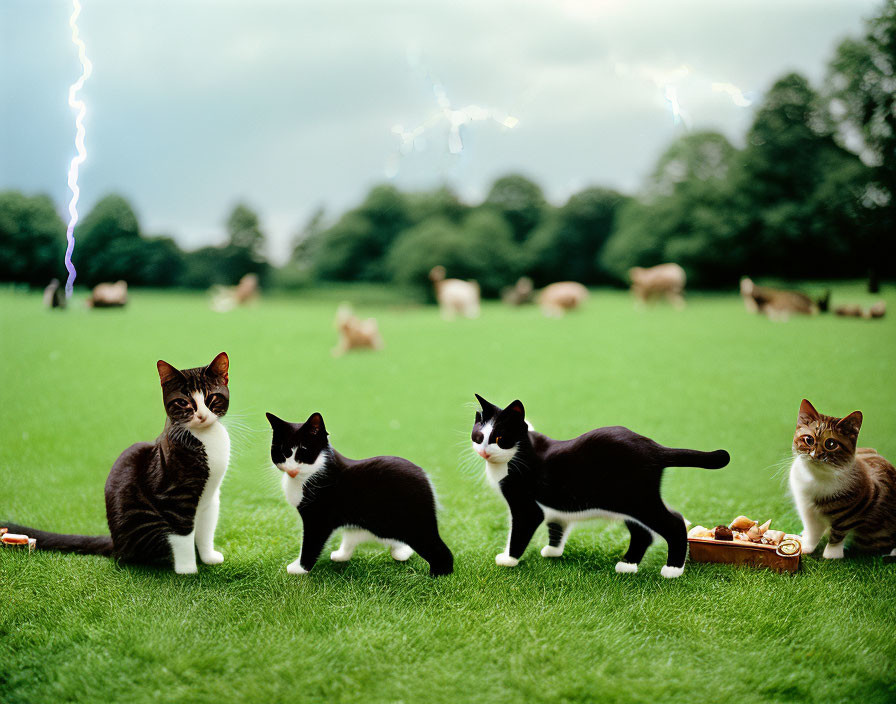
[796,505,827,554]
[497,504,543,567]
[541,521,570,558]
[288,520,331,575]
[167,531,198,575]
[822,527,848,559]
[195,490,224,565]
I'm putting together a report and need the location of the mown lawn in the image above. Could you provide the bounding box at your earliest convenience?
[1,283,894,704]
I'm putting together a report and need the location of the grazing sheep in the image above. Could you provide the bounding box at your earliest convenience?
[332,304,383,356]
[740,277,829,321]
[43,278,66,309]
[538,281,588,317]
[88,281,128,308]
[211,273,260,312]
[629,264,686,308]
[429,266,480,319]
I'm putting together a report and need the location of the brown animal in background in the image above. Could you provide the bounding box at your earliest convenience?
[834,301,886,319]
[43,278,66,309]
[429,266,480,319]
[502,277,534,306]
[538,282,588,317]
[740,277,829,321]
[333,304,383,356]
[88,281,128,308]
[629,264,686,308]
[211,273,260,312]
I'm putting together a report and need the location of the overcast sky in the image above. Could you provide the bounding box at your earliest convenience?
[0,0,881,262]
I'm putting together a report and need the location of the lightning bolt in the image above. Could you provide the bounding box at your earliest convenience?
[64,0,92,298]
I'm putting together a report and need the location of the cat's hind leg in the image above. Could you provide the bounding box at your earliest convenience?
[615,519,654,574]
[541,521,570,557]
[388,542,414,562]
[330,529,367,562]
[195,490,223,565]
[634,507,687,578]
[408,531,454,576]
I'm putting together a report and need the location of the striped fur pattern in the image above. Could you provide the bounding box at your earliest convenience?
[3,353,231,570]
[790,399,896,555]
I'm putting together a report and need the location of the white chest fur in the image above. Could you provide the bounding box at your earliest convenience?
[281,473,305,508]
[789,454,846,502]
[190,422,230,500]
[485,460,509,490]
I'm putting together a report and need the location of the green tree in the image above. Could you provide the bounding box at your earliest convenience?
[0,191,66,285]
[75,194,142,286]
[525,187,628,285]
[825,3,896,288]
[484,174,546,242]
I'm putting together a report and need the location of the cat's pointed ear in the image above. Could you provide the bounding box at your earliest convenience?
[837,411,863,438]
[265,412,287,431]
[207,352,229,384]
[501,399,526,422]
[305,412,327,436]
[798,399,819,426]
[475,411,482,424]
[475,394,497,420]
[157,360,183,386]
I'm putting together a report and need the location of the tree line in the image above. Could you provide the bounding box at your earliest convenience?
[2,4,892,293]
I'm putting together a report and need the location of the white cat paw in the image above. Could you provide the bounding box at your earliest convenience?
[823,543,845,559]
[800,534,820,553]
[174,563,198,575]
[286,559,309,575]
[541,545,564,558]
[199,550,224,565]
[329,550,351,562]
[495,552,519,567]
[391,544,414,561]
[660,565,684,579]
[615,561,638,574]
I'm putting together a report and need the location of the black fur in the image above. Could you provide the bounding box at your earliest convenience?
[3,353,230,567]
[266,412,453,576]
[472,394,730,571]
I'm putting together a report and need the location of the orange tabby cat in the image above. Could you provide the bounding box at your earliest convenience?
[789,399,896,559]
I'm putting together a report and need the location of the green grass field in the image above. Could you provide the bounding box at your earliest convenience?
[1,284,895,704]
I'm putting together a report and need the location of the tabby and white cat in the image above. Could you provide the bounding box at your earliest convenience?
[789,399,896,559]
[471,395,730,577]
[266,412,453,576]
[3,353,231,574]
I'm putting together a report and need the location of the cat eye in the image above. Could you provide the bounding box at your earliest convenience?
[172,398,189,408]
[207,393,224,405]
[824,439,839,451]
[802,435,815,446]
[494,436,503,444]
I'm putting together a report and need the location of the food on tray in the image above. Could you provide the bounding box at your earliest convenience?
[1,529,37,551]
[714,525,734,541]
[687,514,802,573]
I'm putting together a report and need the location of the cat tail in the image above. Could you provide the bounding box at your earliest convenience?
[1,522,114,556]
[661,448,730,469]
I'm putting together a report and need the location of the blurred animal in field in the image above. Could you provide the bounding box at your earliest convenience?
[43,279,65,309]
[740,277,830,321]
[333,304,383,356]
[211,273,260,312]
[538,281,588,317]
[88,281,128,308]
[629,264,686,308]
[502,277,534,306]
[429,266,480,319]
[835,301,886,319]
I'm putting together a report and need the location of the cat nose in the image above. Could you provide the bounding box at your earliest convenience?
[477,448,489,459]
[196,413,208,423]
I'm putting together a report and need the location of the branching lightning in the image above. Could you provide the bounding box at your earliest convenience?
[386,49,518,177]
[64,0,92,297]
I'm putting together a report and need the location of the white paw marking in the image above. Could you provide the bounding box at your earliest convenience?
[615,561,638,574]
[286,559,309,574]
[391,544,414,561]
[495,552,519,567]
[330,550,351,562]
[823,543,845,559]
[660,565,684,578]
[174,563,198,575]
[199,550,224,565]
[541,545,563,558]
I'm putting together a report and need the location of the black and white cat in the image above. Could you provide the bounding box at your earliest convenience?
[470,395,730,578]
[4,353,231,574]
[266,412,453,576]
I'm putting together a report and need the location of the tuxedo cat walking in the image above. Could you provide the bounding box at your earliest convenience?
[471,395,730,577]
[266,412,453,576]
[3,353,232,574]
